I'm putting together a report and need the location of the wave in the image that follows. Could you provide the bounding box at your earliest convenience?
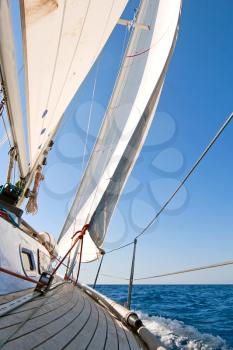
[136,311,231,350]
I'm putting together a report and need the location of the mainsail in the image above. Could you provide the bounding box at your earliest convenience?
[20,0,128,172]
[58,0,182,263]
[0,0,28,178]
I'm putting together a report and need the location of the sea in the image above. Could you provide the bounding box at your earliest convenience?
[95,285,233,350]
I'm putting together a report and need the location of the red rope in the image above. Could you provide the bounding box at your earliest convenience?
[0,267,44,286]
[0,225,89,288]
[71,224,89,239]
[126,47,151,58]
[51,254,69,269]
[0,210,10,221]
[75,235,84,285]
[52,224,89,277]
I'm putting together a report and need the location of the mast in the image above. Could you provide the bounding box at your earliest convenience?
[0,0,28,179]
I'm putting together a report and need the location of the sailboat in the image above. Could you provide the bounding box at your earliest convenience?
[0,0,182,349]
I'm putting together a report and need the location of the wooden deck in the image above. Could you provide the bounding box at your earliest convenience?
[0,288,34,306]
[0,282,147,349]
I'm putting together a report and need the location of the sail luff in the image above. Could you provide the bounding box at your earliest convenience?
[0,0,28,178]
[58,0,182,263]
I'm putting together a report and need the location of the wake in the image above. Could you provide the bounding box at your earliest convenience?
[137,311,231,350]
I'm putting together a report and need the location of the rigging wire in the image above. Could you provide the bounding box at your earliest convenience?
[119,23,131,65]
[81,58,101,172]
[104,111,233,254]
[0,131,9,149]
[83,4,140,225]
[59,2,125,243]
[83,26,135,223]
[60,15,137,277]
[1,112,12,148]
[99,259,233,281]
[101,273,129,281]
[136,111,233,239]
[61,56,101,274]
[13,157,16,185]
[0,93,12,148]
[105,241,134,255]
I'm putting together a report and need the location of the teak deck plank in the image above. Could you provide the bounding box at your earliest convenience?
[101,308,119,350]
[0,283,146,350]
[0,288,34,305]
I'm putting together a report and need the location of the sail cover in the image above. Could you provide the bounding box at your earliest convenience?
[20,0,128,170]
[58,0,181,262]
[0,0,28,178]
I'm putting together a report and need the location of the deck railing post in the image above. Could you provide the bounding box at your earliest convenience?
[93,251,105,289]
[75,236,84,285]
[126,238,137,309]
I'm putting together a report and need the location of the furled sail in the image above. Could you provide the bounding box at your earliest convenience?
[58,0,181,263]
[0,0,28,178]
[20,0,128,171]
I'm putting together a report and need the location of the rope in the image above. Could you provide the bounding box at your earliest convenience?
[13,158,16,185]
[136,111,233,239]
[51,254,69,269]
[74,234,84,285]
[104,111,233,254]
[0,109,12,148]
[0,89,11,148]
[119,24,130,65]
[65,219,78,278]
[0,267,45,286]
[134,260,233,280]
[81,58,100,172]
[99,259,233,281]
[100,273,128,281]
[82,9,138,224]
[52,224,89,277]
[0,133,8,148]
[105,241,134,255]
[58,11,136,245]
[0,280,62,348]
[25,165,44,214]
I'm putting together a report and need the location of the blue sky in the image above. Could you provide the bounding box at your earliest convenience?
[1,0,233,284]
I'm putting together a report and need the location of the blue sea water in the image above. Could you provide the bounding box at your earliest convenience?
[95,285,233,350]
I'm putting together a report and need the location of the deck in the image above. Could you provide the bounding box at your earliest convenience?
[0,282,147,350]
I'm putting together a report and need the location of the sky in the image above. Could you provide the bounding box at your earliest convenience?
[1,0,233,285]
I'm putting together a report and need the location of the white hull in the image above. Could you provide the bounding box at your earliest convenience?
[0,218,50,295]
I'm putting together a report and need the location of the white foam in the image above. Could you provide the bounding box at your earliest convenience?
[136,311,230,350]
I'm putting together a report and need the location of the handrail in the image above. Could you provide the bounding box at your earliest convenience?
[77,282,166,350]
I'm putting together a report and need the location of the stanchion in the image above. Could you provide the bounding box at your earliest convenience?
[126,238,137,309]
[93,250,105,289]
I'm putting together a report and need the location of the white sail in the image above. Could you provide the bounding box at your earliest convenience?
[21,0,128,170]
[58,0,181,263]
[0,0,28,178]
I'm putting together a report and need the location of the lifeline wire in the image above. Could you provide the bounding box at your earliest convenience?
[100,259,233,281]
[105,111,233,254]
